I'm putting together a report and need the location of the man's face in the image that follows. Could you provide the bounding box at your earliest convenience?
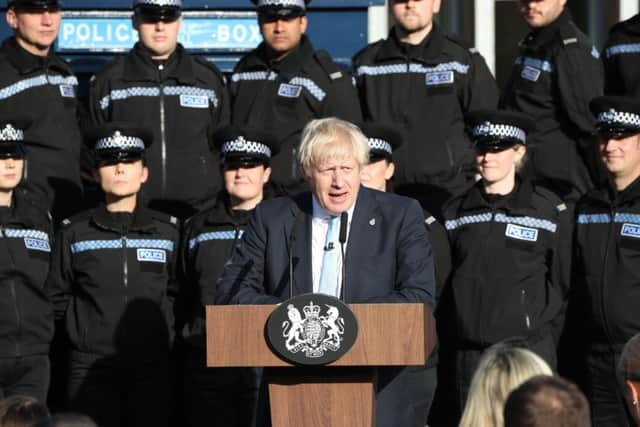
[223,164,271,207]
[307,154,361,215]
[360,159,395,192]
[519,0,567,28]
[6,8,61,56]
[0,157,24,192]
[95,160,148,198]
[259,15,307,60]
[600,134,640,183]
[133,17,181,60]
[391,0,441,35]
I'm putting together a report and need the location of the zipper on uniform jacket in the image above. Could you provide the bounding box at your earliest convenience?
[599,207,616,347]
[158,63,167,197]
[1,227,22,355]
[521,289,531,330]
[122,235,128,305]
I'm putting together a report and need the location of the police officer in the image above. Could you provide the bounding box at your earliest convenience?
[0,119,53,403]
[568,97,640,427]
[88,0,230,219]
[0,0,83,222]
[230,0,362,196]
[179,125,277,427]
[500,0,603,200]
[603,13,640,97]
[359,122,451,426]
[352,0,498,218]
[47,123,180,427]
[441,110,572,422]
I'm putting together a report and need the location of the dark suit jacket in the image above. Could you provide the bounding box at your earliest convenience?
[213,186,435,427]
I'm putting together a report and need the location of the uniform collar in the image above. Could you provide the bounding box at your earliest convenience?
[521,9,572,50]
[1,37,71,75]
[204,191,253,226]
[377,23,445,63]
[91,203,157,234]
[460,177,534,212]
[123,42,196,85]
[249,35,315,73]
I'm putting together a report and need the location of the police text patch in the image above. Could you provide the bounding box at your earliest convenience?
[621,223,640,239]
[137,248,166,263]
[505,224,538,242]
[24,238,51,252]
[278,83,302,98]
[59,85,75,98]
[426,71,454,86]
[520,66,541,82]
[180,94,209,108]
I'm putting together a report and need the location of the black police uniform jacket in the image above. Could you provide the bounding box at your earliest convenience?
[572,177,640,352]
[442,179,571,349]
[88,44,230,218]
[0,38,82,219]
[500,10,604,196]
[47,204,180,358]
[603,13,640,97]
[179,193,252,349]
[0,185,53,358]
[229,36,362,195]
[352,25,499,193]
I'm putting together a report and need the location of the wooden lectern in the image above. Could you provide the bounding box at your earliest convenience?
[206,303,435,427]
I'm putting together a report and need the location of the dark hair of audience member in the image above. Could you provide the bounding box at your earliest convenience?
[619,333,640,426]
[0,395,50,427]
[503,375,591,427]
[34,412,98,427]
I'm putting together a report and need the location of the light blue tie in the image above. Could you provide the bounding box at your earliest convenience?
[318,215,340,296]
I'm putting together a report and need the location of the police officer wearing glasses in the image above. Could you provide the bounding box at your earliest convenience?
[0,0,83,222]
[229,0,362,196]
[88,0,230,219]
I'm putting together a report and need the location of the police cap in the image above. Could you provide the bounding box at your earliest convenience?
[590,96,640,137]
[7,0,61,13]
[132,0,181,23]
[358,122,402,162]
[466,110,534,152]
[213,125,279,168]
[85,123,153,165]
[0,119,29,159]
[251,0,310,19]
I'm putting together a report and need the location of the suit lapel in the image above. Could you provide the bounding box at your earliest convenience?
[343,187,380,302]
[286,194,313,296]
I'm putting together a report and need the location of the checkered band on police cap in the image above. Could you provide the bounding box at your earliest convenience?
[256,0,306,9]
[472,122,527,144]
[0,124,24,142]
[133,0,181,7]
[597,109,640,129]
[95,131,145,151]
[221,136,272,158]
[367,138,393,155]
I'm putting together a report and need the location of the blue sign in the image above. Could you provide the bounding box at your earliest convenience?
[57,15,262,52]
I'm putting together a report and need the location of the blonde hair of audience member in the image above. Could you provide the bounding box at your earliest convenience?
[297,117,369,178]
[0,395,49,427]
[619,333,640,425]
[458,344,553,427]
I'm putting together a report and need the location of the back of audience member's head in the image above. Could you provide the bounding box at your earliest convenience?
[619,333,640,426]
[458,340,553,427]
[34,412,97,427]
[0,395,49,427]
[503,375,591,427]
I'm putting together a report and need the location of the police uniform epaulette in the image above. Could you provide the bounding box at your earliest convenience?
[150,210,180,228]
[192,56,226,84]
[89,54,126,85]
[532,185,567,213]
[352,39,384,61]
[60,210,93,228]
[314,50,345,81]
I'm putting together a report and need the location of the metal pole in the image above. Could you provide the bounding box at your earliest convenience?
[445,0,464,36]
[587,0,607,49]
[620,0,640,20]
[474,0,495,74]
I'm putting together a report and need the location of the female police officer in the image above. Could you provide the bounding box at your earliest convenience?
[441,110,572,420]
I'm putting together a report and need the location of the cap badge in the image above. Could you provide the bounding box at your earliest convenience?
[0,124,23,142]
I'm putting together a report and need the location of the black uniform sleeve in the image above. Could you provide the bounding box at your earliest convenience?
[87,73,111,127]
[45,227,75,321]
[548,201,574,344]
[555,43,603,136]
[463,50,499,111]
[425,216,452,303]
[315,52,363,123]
[175,219,196,334]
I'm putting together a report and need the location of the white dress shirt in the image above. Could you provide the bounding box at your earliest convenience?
[311,195,356,296]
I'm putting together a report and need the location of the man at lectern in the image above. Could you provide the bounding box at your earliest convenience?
[214,117,435,427]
